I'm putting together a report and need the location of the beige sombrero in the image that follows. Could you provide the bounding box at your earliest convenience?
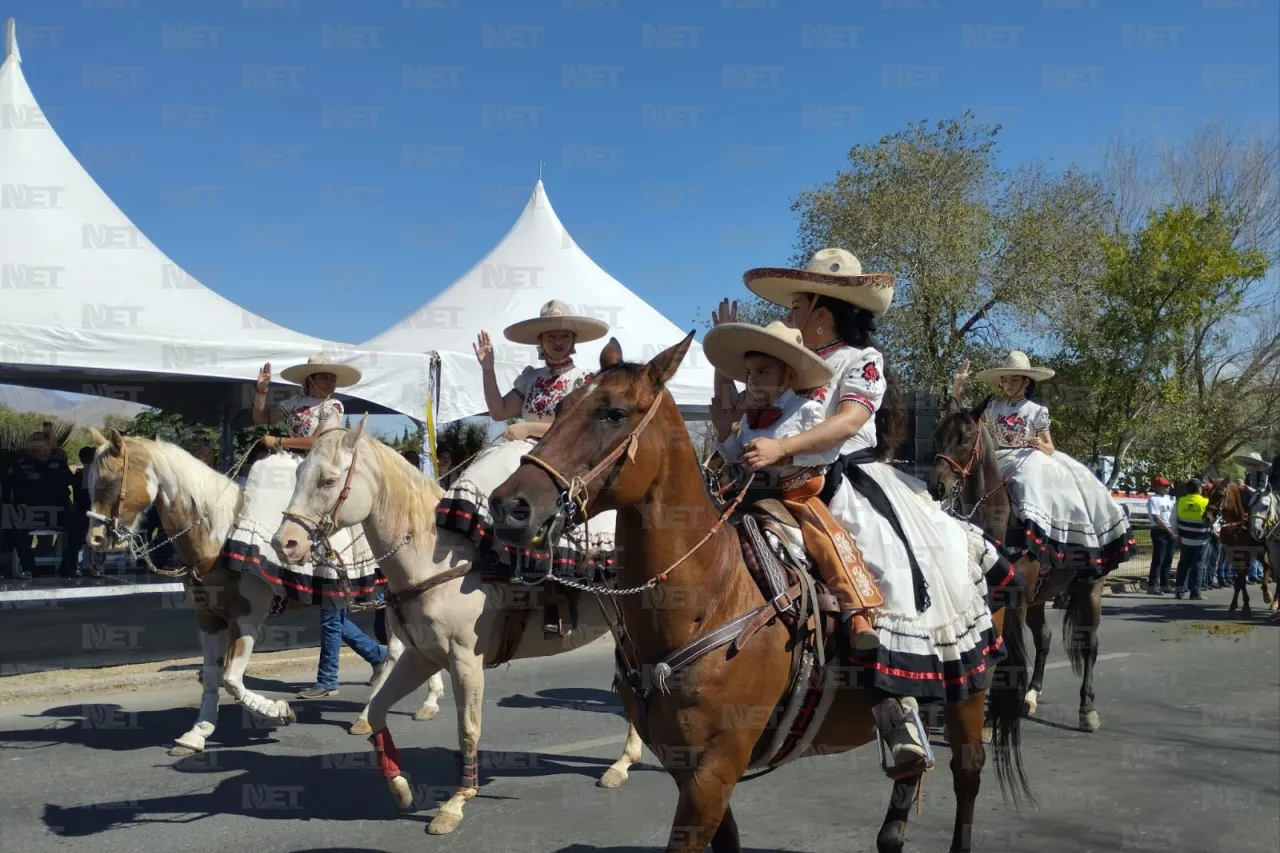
[280,353,362,388]
[1233,449,1268,470]
[974,351,1055,383]
[743,247,895,317]
[503,299,610,346]
[703,320,835,390]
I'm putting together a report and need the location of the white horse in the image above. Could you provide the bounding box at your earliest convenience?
[83,428,446,756]
[271,413,645,835]
[1245,486,1279,616]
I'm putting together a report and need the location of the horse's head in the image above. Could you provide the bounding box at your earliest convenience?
[84,427,157,549]
[931,395,991,501]
[489,331,695,550]
[272,411,376,565]
[1248,486,1276,542]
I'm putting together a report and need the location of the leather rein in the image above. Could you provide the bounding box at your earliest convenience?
[934,418,1009,519]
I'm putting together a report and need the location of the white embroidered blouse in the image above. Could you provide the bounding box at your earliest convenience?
[717,389,837,480]
[511,363,592,423]
[278,394,344,439]
[806,341,887,457]
[984,397,1051,449]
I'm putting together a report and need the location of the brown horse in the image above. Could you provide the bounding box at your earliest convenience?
[487,334,1033,853]
[932,396,1107,732]
[1207,480,1265,617]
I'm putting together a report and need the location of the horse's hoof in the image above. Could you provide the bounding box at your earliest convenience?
[1227,604,1238,614]
[981,726,993,745]
[1023,691,1039,717]
[349,719,373,736]
[1081,711,1100,732]
[427,809,463,835]
[388,774,414,810]
[168,744,200,758]
[412,705,440,722]
[597,767,629,788]
[283,705,297,725]
[1261,589,1273,604]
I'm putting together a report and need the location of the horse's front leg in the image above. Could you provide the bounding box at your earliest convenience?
[598,722,645,788]
[428,649,486,835]
[942,691,988,853]
[366,649,442,810]
[222,605,294,725]
[1024,602,1051,717]
[665,756,745,853]
[1072,579,1103,732]
[171,627,228,756]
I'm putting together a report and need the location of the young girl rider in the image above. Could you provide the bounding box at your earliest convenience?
[713,248,1009,780]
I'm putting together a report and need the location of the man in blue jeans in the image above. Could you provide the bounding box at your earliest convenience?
[1175,478,1211,601]
[298,603,387,699]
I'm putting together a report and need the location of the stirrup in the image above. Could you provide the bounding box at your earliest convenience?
[875,703,936,779]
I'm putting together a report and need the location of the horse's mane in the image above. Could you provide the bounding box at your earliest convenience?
[358,434,444,539]
[103,436,243,541]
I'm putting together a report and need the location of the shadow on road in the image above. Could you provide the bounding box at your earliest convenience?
[37,742,640,837]
[497,686,627,717]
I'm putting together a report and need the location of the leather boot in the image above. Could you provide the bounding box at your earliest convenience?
[872,696,931,779]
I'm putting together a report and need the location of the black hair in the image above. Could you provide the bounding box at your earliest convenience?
[815,296,905,461]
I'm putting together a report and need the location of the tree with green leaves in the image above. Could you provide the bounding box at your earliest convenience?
[1049,202,1270,484]
[732,111,1111,391]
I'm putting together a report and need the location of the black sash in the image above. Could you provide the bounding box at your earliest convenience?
[820,448,931,614]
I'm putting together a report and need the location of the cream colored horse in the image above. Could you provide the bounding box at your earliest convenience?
[83,428,446,756]
[1245,487,1279,616]
[270,413,644,835]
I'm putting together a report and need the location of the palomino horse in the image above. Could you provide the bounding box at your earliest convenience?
[82,427,445,756]
[1245,486,1279,618]
[1208,480,1275,618]
[932,397,1107,732]
[488,334,1032,853]
[270,416,646,836]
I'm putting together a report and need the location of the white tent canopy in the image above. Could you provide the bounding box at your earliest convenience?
[0,19,430,425]
[364,180,715,423]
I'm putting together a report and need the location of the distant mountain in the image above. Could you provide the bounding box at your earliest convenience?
[0,385,150,427]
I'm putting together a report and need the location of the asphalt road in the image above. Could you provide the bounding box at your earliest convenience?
[1,586,1277,853]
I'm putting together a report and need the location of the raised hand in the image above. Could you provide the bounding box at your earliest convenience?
[711,298,738,327]
[257,362,272,393]
[473,331,495,370]
[951,357,970,399]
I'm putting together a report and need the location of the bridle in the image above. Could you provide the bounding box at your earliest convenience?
[934,417,1008,520]
[85,442,134,544]
[519,387,747,591]
[279,429,413,571]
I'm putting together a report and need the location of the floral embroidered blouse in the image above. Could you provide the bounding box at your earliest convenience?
[278,394,344,439]
[805,341,888,457]
[511,363,591,423]
[984,397,1051,449]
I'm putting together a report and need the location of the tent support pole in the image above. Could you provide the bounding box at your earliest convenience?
[218,402,234,471]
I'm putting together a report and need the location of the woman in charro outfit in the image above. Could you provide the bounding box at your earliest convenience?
[435,300,617,634]
[952,352,1135,575]
[712,248,1010,780]
[230,354,387,699]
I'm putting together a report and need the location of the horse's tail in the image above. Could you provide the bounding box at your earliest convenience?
[1061,584,1087,677]
[986,559,1036,810]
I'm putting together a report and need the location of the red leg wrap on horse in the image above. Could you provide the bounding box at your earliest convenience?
[459,753,479,791]
[371,730,403,778]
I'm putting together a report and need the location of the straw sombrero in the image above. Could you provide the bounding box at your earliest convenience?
[973,351,1055,383]
[280,353,362,388]
[503,299,610,346]
[743,247,895,317]
[1233,449,1268,470]
[703,320,835,390]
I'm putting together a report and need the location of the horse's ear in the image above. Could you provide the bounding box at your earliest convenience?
[944,395,960,417]
[320,407,343,434]
[88,427,107,447]
[600,337,623,369]
[342,413,368,451]
[105,427,125,456]
[971,395,992,421]
[645,330,695,388]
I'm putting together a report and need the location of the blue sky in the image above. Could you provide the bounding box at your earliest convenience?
[7,0,1278,348]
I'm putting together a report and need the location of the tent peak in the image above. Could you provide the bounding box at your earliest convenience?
[5,18,20,64]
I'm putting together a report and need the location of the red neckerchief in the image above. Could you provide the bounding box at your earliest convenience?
[746,407,784,430]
